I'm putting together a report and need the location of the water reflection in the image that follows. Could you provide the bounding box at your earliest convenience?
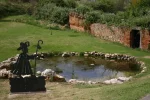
[36,57,138,82]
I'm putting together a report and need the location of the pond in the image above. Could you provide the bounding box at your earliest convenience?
[36,57,139,82]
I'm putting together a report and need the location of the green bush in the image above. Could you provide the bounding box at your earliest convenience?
[97,13,117,25]
[136,0,150,7]
[37,0,51,6]
[75,5,91,15]
[3,0,149,28]
[48,0,66,7]
[38,0,76,8]
[35,3,56,20]
[50,7,69,25]
[84,11,102,25]
[35,1,71,25]
[79,0,117,13]
[0,2,26,18]
[93,0,115,12]
[64,0,77,8]
[130,15,150,28]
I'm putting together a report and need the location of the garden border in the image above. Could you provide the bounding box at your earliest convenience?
[0,51,146,84]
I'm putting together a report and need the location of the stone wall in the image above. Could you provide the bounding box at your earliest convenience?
[69,12,85,32]
[90,24,135,48]
[90,23,150,50]
[90,23,124,43]
[122,28,131,47]
[141,29,150,50]
[69,14,150,50]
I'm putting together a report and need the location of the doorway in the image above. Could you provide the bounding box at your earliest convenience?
[130,30,140,48]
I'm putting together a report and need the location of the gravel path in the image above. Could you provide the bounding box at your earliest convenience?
[141,94,150,100]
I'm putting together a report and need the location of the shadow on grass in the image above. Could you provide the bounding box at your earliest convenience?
[0,19,12,22]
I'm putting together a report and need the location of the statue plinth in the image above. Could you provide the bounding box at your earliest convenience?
[9,76,46,92]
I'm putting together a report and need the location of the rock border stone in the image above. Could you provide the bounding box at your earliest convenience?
[0,51,146,84]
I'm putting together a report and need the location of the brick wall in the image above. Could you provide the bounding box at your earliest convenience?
[69,14,150,50]
[141,29,150,50]
[90,23,124,43]
[69,12,85,32]
[90,23,150,50]
[122,28,131,47]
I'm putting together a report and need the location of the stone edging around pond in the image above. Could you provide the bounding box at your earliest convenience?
[0,51,147,85]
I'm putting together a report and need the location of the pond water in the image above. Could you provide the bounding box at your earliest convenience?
[36,57,138,82]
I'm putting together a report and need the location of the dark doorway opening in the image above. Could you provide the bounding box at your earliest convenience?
[130,30,140,48]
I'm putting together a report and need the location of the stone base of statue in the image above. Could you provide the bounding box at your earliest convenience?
[9,76,46,93]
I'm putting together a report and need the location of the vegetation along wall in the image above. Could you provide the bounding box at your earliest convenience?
[69,13,150,50]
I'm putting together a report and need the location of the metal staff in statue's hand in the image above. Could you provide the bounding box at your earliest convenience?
[34,40,43,75]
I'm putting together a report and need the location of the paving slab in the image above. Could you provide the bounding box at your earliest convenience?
[8,90,50,99]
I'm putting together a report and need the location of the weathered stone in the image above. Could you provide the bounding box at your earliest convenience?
[68,79,86,84]
[39,57,44,60]
[104,78,124,84]
[88,81,94,84]
[41,69,55,77]
[84,53,89,57]
[118,77,131,82]
[41,52,49,57]
[141,70,145,73]
[95,53,99,56]
[68,79,77,84]
[105,54,110,58]
[75,52,80,56]
[62,52,70,57]
[0,63,11,70]
[11,61,16,64]
[36,71,41,75]
[143,67,147,70]
[71,52,76,56]
[110,78,118,84]
[90,64,95,66]
[103,80,111,84]
[0,69,11,78]
[53,74,66,82]
[76,80,86,84]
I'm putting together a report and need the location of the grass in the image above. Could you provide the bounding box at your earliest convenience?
[1,15,150,61]
[1,15,150,100]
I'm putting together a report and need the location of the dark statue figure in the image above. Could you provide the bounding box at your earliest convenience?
[9,40,46,93]
[11,41,33,76]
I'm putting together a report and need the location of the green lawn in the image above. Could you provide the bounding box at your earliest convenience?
[0,16,150,100]
[0,19,150,61]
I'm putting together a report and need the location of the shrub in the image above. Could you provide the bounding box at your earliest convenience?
[38,0,76,8]
[64,0,77,8]
[131,15,150,28]
[82,0,117,13]
[84,11,102,25]
[75,5,91,15]
[35,3,56,20]
[48,0,66,7]
[50,7,69,25]
[0,2,27,18]
[136,0,150,7]
[97,13,117,25]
